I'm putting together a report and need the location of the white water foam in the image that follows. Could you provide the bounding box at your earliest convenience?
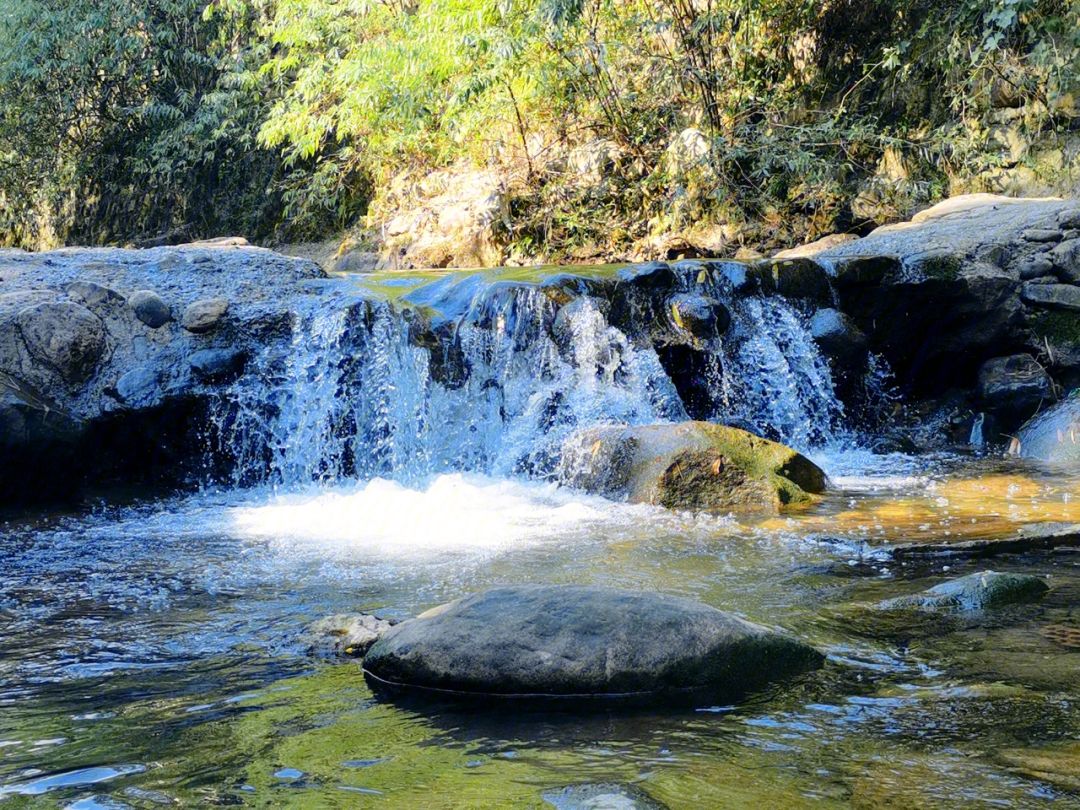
[224,474,737,559]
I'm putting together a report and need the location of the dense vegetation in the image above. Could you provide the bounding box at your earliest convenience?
[1,0,1077,258]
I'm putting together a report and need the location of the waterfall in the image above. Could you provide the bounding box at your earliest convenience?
[204,267,865,489]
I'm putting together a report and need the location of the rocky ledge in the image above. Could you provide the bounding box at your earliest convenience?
[0,243,325,503]
[362,585,824,700]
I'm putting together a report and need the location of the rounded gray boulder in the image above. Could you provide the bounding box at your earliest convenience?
[181,298,229,333]
[128,290,172,328]
[363,585,824,699]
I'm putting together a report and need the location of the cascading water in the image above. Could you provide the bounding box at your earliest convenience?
[204,266,868,490]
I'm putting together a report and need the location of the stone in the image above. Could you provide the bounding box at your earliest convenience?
[558,422,826,514]
[15,301,106,383]
[668,293,730,343]
[1021,282,1080,311]
[1049,238,1080,283]
[1016,395,1080,464]
[181,298,229,333]
[773,233,859,259]
[542,783,666,810]
[128,290,172,328]
[306,613,395,658]
[189,348,246,383]
[879,571,1049,612]
[810,308,869,366]
[65,281,124,308]
[1021,228,1062,244]
[362,585,824,698]
[1017,255,1055,280]
[113,367,161,407]
[1057,208,1080,230]
[977,354,1052,420]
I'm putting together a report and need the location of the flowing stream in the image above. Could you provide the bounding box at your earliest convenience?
[1,266,1078,808]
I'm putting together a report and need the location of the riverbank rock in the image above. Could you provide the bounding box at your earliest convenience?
[1017,395,1080,463]
[306,613,395,658]
[0,244,325,505]
[977,354,1053,421]
[880,571,1049,612]
[362,586,824,699]
[558,422,826,513]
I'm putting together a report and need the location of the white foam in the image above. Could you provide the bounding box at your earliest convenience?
[225,473,714,557]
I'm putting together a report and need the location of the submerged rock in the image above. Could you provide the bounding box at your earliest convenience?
[879,571,1049,612]
[362,585,824,699]
[307,613,395,657]
[558,422,826,513]
[543,782,667,809]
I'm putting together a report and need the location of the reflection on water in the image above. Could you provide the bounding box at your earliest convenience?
[1,453,1079,807]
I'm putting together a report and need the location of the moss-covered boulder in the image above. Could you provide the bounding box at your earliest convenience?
[558,421,826,513]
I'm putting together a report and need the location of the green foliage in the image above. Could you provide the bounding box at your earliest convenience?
[0,0,279,247]
[0,0,1077,254]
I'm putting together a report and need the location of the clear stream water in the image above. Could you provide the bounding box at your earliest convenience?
[1,267,1079,808]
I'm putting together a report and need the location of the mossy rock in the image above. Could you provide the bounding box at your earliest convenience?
[879,571,1049,612]
[558,421,826,514]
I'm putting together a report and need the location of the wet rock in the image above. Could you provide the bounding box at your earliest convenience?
[181,298,229,333]
[307,613,395,657]
[997,742,1080,793]
[128,290,172,328]
[363,585,824,698]
[879,571,1049,612]
[977,354,1052,422]
[113,367,162,407]
[543,783,666,809]
[189,348,246,383]
[1021,282,1080,311]
[668,293,730,342]
[16,301,106,383]
[558,422,826,514]
[1016,396,1080,464]
[745,258,832,303]
[810,308,869,366]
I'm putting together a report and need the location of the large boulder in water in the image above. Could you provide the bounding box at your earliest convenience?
[362,585,824,699]
[880,571,1049,612]
[558,422,826,513]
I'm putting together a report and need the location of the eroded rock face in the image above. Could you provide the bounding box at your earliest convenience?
[558,422,826,513]
[880,571,1049,612]
[363,585,824,699]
